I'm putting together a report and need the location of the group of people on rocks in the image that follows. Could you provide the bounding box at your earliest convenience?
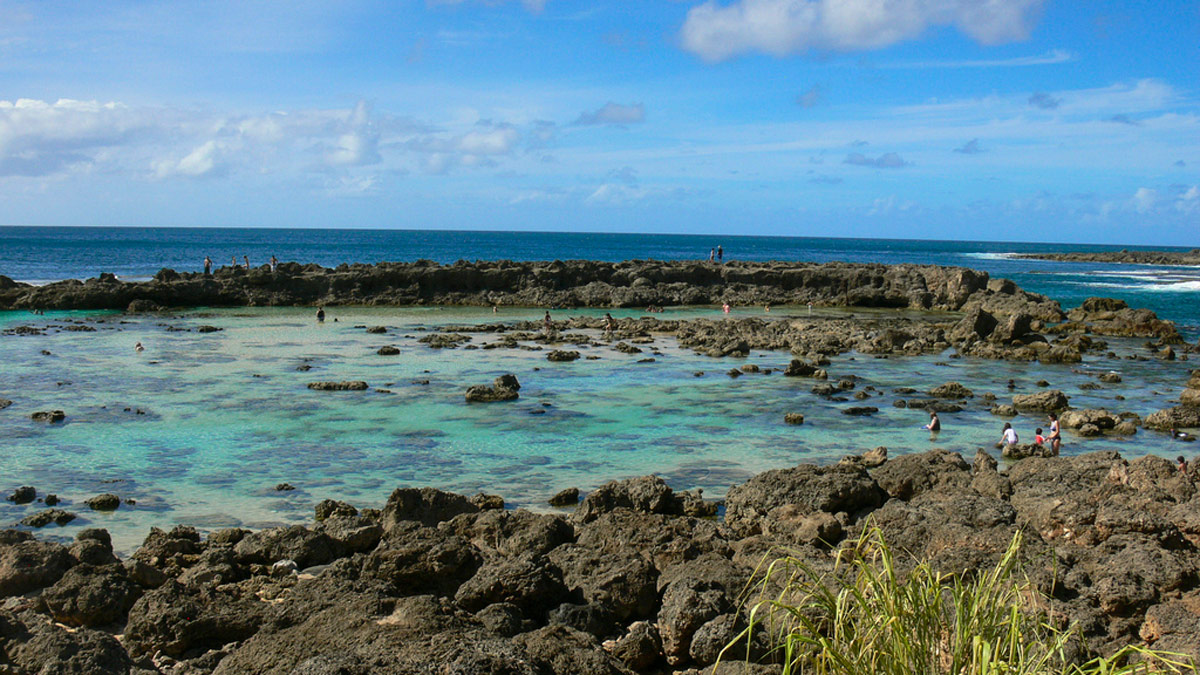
[996,413,1062,451]
[203,255,279,274]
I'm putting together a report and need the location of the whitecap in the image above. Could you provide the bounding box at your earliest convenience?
[962,252,1019,261]
[1142,280,1200,293]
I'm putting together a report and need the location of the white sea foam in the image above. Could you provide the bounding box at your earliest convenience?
[1073,279,1200,293]
[1142,280,1200,293]
[963,252,1019,261]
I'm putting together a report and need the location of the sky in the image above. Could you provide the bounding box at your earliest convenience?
[0,0,1196,245]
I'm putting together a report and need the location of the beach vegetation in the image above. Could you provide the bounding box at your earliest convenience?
[722,527,1196,675]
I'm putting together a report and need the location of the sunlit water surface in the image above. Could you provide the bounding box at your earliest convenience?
[0,305,1193,552]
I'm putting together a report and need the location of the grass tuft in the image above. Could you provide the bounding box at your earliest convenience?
[722,527,1196,675]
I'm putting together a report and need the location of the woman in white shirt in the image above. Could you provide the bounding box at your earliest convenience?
[1000,422,1018,446]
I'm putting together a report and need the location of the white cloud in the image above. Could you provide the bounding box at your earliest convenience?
[575,102,645,126]
[457,126,520,155]
[0,98,152,177]
[154,140,224,178]
[881,49,1073,69]
[0,96,546,181]
[1175,186,1199,214]
[1133,187,1158,213]
[584,182,691,205]
[325,101,382,167]
[680,0,1046,62]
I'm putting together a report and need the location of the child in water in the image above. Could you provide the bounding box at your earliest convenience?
[1035,428,1046,445]
[999,422,1018,447]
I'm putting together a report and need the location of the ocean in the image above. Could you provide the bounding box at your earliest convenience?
[1,226,1198,551]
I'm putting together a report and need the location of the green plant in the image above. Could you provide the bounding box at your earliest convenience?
[722,527,1196,675]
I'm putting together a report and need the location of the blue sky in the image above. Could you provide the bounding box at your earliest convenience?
[0,0,1196,245]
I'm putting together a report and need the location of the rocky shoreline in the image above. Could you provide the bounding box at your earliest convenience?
[3,447,1200,673]
[1016,250,1200,266]
[5,260,1200,672]
[0,259,1063,314]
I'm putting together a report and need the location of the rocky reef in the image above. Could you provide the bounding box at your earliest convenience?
[0,260,1058,314]
[1016,250,1200,266]
[3,449,1200,673]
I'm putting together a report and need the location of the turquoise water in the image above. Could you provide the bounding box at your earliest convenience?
[0,304,1193,552]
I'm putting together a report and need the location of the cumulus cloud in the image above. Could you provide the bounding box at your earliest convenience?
[407,121,521,173]
[574,102,645,126]
[154,140,225,178]
[680,0,1046,62]
[0,96,548,183]
[1027,91,1061,109]
[953,138,983,154]
[0,98,153,177]
[1133,187,1157,213]
[844,152,908,168]
[325,101,381,167]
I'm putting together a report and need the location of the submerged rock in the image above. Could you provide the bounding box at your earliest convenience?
[20,509,76,528]
[465,374,521,402]
[306,381,369,391]
[86,494,121,511]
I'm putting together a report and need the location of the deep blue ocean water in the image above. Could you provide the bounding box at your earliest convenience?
[2,226,1197,338]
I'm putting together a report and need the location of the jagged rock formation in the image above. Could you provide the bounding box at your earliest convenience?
[0,260,1060,314]
[3,450,1199,672]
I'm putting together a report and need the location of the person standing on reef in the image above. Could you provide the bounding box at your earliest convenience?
[231,256,238,269]
[708,248,715,262]
[543,311,554,338]
[1047,413,1061,452]
[203,256,212,275]
[604,312,616,337]
[270,255,278,273]
[722,302,730,314]
[717,245,723,263]
[316,307,325,323]
[243,255,250,270]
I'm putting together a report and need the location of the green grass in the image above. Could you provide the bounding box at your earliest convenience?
[723,528,1197,675]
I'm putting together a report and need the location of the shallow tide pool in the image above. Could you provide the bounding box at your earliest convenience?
[0,305,1193,552]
